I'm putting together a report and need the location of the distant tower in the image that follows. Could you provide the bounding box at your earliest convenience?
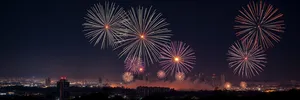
[220,74,225,88]
[45,77,51,87]
[199,73,204,82]
[211,74,217,87]
[98,77,102,84]
[57,77,70,100]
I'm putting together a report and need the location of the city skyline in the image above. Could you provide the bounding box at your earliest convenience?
[1,0,300,82]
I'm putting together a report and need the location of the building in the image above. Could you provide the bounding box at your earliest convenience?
[57,77,70,100]
[198,73,205,82]
[45,77,51,87]
[211,74,217,87]
[98,77,102,84]
[220,74,225,88]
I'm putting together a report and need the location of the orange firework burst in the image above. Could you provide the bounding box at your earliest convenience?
[175,72,185,81]
[124,57,145,74]
[227,40,267,78]
[234,0,285,49]
[157,70,166,79]
[122,72,134,83]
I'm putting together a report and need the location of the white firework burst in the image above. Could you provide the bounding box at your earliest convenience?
[227,40,267,78]
[116,6,172,65]
[160,41,196,76]
[83,2,127,49]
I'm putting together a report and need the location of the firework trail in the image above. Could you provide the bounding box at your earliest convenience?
[175,72,185,81]
[157,70,166,79]
[160,41,196,76]
[122,72,134,83]
[83,2,127,49]
[124,57,145,74]
[116,6,172,65]
[234,0,285,49]
[227,40,267,78]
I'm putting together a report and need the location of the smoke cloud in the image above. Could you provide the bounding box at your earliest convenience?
[121,78,214,91]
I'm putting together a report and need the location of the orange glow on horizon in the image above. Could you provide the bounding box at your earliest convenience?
[110,84,118,88]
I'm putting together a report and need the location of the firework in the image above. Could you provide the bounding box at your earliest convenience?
[227,41,267,78]
[234,0,285,49]
[175,72,185,81]
[157,70,166,79]
[124,57,145,74]
[224,82,232,89]
[160,41,196,76]
[240,81,247,89]
[83,2,127,49]
[122,72,134,83]
[116,6,172,64]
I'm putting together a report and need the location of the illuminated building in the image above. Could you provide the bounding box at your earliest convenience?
[45,77,51,87]
[57,77,70,100]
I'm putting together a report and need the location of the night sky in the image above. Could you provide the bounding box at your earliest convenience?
[1,0,299,81]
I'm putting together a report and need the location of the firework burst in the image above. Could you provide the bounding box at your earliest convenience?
[83,2,127,49]
[116,6,172,65]
[160,41,196,76]
[227,41,267,78]
[175,72,185,81]
[122,72,134,83]
[124,57,145,74]
[240,81,247,89]
[224,82,232,89]
[234,0,285,49]
[157,70,166,79]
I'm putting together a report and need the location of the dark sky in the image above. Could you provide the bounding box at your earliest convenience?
[0,0,299,81]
